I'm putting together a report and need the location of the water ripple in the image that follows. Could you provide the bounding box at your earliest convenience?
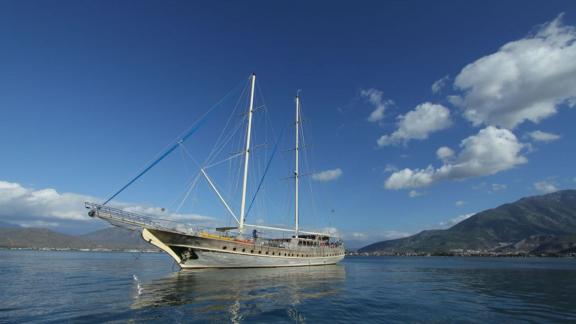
[2,251,576,323]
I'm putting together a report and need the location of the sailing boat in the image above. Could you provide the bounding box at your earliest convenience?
[85,74,345,268]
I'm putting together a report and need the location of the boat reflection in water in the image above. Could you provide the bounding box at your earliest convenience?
[132,265,346,321]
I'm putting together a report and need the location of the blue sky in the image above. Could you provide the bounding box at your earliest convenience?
[1,1,576,246]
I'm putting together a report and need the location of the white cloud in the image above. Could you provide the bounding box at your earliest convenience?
[527,130,561,142]
[385,126,527,189]
[19,220,61,228]
[533,180,559,193]
[361,88,394,123]
[0,180,213,230]
[377,102,452,146]
[121,205,212,222]
[320,227,341,237]
[344,230,410,242]
[452,14,576,129]
[455,200,466,207]
[408,190,423,198]
[490,183,507,192]
[436,146,455,162]
[385,167,435,189]
[431,75,450,94]
[384,164,398,173]
[439,213,476,228]
[311,168,343,182]
[0,181,93,222]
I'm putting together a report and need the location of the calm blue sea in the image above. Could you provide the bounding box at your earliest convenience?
[1,250,575,323]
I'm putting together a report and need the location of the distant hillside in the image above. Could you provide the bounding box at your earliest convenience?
[80,227,151,250]
[0,221,20,228]
[359,190,576,255]
[0,228,93,249]
[0,226,155,251]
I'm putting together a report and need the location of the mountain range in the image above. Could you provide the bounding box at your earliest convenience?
[359,190,576,256]
[0,224,154,251]
[3,190,576,255]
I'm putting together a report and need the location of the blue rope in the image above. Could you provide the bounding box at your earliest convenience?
[245,125,286,219]
[103,80,245,205]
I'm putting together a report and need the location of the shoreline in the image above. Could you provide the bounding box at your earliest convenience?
[2,247,574,258]
[346,251,576,258]
[0,247,161,253]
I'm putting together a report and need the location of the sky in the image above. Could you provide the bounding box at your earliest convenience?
[1,1,576,247]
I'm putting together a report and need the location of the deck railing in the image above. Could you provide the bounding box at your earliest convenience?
[85,202,199,235]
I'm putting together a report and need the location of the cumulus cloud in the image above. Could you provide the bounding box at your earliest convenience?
[436,146,455,162]
[361,88,394,122]
[431,75,450,94]
[0,180,213,230]
[452,14,576,129]
[533,180,559,193]
[377,102,452,146]
[311,168,343,182]
[0,181,93,222]
[455,200,466,207]
[385,126,527,189]
[527,130,561,142]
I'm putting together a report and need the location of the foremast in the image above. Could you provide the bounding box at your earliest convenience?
[294,93,301,237]
[239,73,256,232]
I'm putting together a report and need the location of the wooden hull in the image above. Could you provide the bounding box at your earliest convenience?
[142,228,345,269]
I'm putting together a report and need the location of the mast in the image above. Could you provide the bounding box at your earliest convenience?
[239,73,256,232]
[294,93,300,237]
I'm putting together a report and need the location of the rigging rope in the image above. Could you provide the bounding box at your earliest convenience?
[102,79,246,205]
[244,124,286,219]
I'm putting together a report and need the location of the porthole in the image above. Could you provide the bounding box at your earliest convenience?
[233,247,237,251]
[272,252,275,255]
[258,251,262,254]
[222,246,227,250]
[251,250,254,253]
[242,248,246,252]
[265,251,269,255]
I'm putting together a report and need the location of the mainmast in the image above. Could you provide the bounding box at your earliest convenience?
[294,93,300,237]
[239,73,256,232]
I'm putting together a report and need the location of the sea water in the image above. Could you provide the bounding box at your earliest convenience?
[1,250,575,323]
